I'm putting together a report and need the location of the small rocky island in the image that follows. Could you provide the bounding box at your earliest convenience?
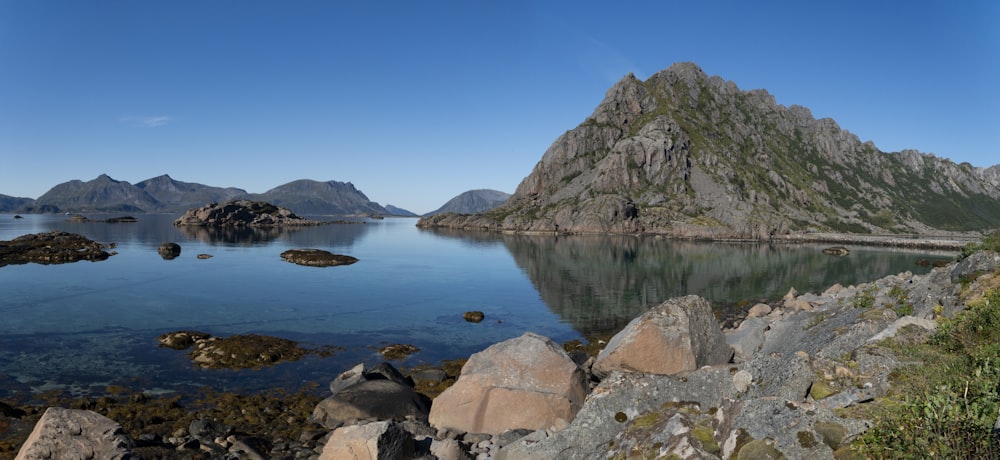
[0,231,114,267]
[173,200,330,227]
[280,249,358,267]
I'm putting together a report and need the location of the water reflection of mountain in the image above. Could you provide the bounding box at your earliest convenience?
[416,227,506,248]
[176,221,372,247]
[499,235,941,336]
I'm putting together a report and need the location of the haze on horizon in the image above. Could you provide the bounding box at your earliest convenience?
[1,1,997,215]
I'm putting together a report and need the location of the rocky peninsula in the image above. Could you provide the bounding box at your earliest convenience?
[4,244,999,458]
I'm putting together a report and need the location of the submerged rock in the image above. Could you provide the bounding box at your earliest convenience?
[463,311,485,323]
[0,231,112,267]
[822,246,850,256]
[280,248,358,267]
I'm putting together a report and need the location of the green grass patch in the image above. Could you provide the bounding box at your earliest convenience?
[849,284,1000,457]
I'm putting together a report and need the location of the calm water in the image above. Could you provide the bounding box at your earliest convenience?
[0,213,953,399]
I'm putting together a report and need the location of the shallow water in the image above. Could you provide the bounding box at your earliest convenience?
[0,213,953,399]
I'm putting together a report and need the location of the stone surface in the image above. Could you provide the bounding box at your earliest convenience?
[311,380,430,429]
[0,232,112,266]
[280,248,358,267]
[593,295,732,378]
[15,407,132,460]
[429,332,588,435]
[319,421,414,460]
[157,242,181,259]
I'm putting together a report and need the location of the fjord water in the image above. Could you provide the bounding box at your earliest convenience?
[0,214,949,399]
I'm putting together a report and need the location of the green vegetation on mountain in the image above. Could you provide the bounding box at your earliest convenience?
[418,62,1000,237]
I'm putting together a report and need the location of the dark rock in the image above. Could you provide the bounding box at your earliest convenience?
[0,231,112,266]
[280,248,358,267]
[103,216,137,223]
[188,418,232,444]
[0,401,25,418]
[174,200,326,227]
[157,242,181,259]
[463,311,485,323]
[13,214,23,219]
[310,380,431,429]
[196,253,212,259]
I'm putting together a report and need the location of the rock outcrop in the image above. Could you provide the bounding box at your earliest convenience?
[15,407,132,460]
[173,200,326,227]
[592,295,732,378]
[0,231,113,267]
[280,249,358,267]
[429,332,589,434]
[418,62,1000,237]
[312,362,429,430]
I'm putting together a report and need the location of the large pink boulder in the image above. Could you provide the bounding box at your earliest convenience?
[429,332,588,435]
[592,295,732,378]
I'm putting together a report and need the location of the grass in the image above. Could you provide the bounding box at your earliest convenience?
[847,281,1000,458]
[960,230,1000,260]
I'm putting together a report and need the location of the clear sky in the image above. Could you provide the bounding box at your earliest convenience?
[1,1,997,214]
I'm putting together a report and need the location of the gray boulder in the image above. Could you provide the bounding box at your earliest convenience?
[593,295,732,378]
[15,407,132,460]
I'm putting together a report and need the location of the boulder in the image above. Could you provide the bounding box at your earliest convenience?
[463,311,485,323]
[319,421,414,460]
[15,407,132,460]
[311,380,430,429]
[280,249,358,267]
[157,242,181,260]
[592,295,732,378]
[429,332,588,435]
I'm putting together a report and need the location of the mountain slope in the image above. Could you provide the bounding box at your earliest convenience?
[419,63,1000,237]
[29,174,160,213]
[424,189,511,216]
[252,179,389,216]
[384,204,419,217]
[0,194,34,213]
[136,174,247,211]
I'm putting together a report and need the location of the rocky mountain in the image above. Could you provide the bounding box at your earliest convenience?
[27,174,159,213]
[384,204,419,217]
[136,174,247,212]
[419,62,1000,237]
[0,194,34,213]
[249,179,389,216]
[424,189,511,216]
[18,175,396,216]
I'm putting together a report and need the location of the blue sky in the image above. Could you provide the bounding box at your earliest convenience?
[1,1,997,214]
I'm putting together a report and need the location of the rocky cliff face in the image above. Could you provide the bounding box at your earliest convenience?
[418,63,1000,237]
[424,189,511,216]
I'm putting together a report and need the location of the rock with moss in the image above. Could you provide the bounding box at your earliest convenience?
[0,231,113,266]
[280,248,358,267]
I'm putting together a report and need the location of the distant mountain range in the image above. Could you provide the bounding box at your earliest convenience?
[3,174,417,216]
[419,62,1000,237]
[423,189,511,216]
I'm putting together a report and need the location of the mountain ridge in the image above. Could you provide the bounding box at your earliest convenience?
[418,62,1000,237]
[424,189,511,216]
[11,175,402,216]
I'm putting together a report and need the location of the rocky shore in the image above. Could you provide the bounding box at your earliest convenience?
[4,248,1000,459]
